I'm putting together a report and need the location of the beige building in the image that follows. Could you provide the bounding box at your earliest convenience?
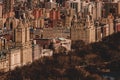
[71,18,95,43]
[65,15,72,27]
[71,26,95,43]
[65,0,81,13]
[32,18,45,28]
[107,14,114,35]
[10,48,21,70]
[3,17,19,30]
[65,8,76,27]
[0,19,33,72]
[32,44,41,60]
[101,24,109,38]
[0,18,3,29]
[95,27,102,42]
[15,20,33,66]
[0,3,2,18]
[95,0,102,20]
[42,27,70,39]
[0,50,9,72]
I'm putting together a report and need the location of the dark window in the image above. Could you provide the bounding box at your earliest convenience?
[10,22,13,30]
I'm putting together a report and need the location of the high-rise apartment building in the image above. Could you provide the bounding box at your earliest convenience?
[0,3,2,18]
[71,17,95,43]
[95,0,102,20]
[65,0,81,13]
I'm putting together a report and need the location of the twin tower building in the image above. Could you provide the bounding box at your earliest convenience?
[0,18,33,71]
